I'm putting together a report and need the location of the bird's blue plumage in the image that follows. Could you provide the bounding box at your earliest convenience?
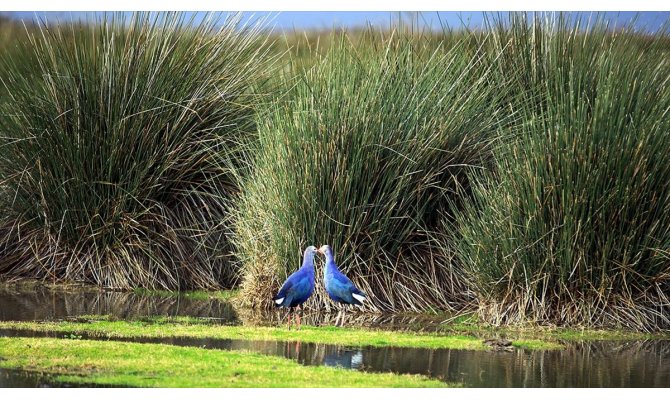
[273,246,317,308]
[321,246,366,306]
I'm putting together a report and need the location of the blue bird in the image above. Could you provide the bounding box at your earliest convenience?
[318,245,367,326]
[272,245,318,329]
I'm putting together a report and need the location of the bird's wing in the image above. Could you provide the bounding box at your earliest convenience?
[273,269,299,304]
[332,268,356,288]
[331,268,366,304]
[276,268,311,298]
[329,271,354,295]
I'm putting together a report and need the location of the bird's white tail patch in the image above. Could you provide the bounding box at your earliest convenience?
[274,297,284,305]
[352,293,366,303]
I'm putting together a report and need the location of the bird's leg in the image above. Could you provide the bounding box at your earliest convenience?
[287,309,292,330]
[296,305,302,330]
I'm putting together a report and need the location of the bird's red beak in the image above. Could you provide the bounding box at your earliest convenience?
[317,246,324,255]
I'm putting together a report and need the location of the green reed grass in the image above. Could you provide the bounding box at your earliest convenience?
[235,30,508,312]
[0,12,274,290]
[455,14,670,330]
[2,12,669,330]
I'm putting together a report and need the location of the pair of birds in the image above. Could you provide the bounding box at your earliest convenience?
[272,245,366,329]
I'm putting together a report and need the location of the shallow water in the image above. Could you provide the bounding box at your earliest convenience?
[0,286,237,322]
[1,287,669,388]
[0,367,117,388]
[0,368,50,388]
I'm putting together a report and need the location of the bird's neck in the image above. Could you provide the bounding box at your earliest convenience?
[323,256,337,278]
[323,251,335,265]
[301,258,315,272]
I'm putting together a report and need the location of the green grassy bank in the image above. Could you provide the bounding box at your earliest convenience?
[0,316,564,350]
[0,337,450,387]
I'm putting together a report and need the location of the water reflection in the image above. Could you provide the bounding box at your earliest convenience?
[0,368,116,388]
[0,287,237,322]
[359,340,670,387]
[325,349,364,369]
[0,368,49,387]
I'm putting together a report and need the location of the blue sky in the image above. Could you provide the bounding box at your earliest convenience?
[1,11,669,33]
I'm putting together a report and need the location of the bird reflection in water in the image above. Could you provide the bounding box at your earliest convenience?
[324,348,364,370]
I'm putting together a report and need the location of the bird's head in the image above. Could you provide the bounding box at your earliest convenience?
[317,245,332,256]
[302,246,318,267]
[304,245,318,257]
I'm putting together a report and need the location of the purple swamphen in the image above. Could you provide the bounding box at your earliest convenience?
[318,244,367,326]
[272,245,318,329]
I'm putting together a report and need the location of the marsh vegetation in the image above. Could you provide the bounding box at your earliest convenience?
[0,12,669,331]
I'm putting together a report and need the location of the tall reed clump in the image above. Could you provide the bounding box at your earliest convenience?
[0,13,274,289]
[235,31,508,311]
[455,14,670,330]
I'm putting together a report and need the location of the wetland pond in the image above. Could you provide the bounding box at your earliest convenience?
[0,287,668,388]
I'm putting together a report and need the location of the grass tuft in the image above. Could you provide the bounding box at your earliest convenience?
[0,12,274,290]
[235,28,508,312]
[454,13,670,330]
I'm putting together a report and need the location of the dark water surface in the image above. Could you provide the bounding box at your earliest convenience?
[0,368,52,388]
[0,367,118,388]
[0,287,238,322]
[1,287,669,388]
